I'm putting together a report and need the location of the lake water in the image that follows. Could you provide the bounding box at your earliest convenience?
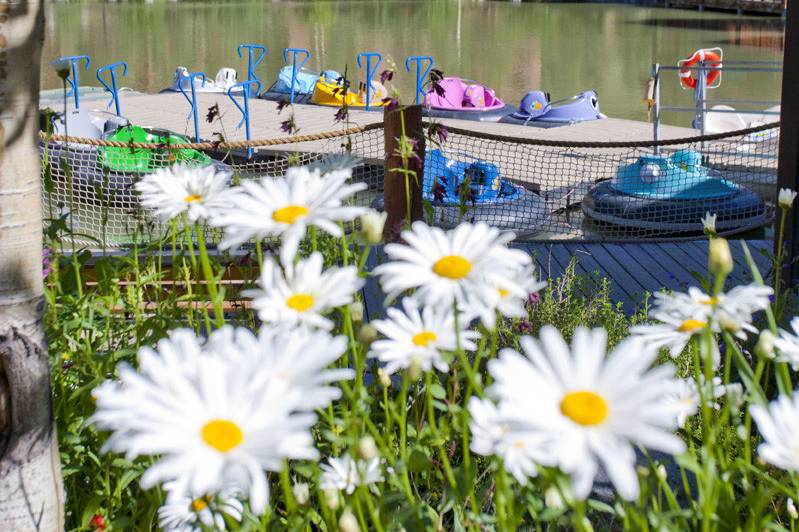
[42,1,784,125]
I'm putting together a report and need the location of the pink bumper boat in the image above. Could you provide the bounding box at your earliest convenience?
[422,77,514,122]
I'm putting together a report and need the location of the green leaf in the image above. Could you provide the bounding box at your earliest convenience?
[429,383,446,400]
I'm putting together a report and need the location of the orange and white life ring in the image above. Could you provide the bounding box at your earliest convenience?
[679,49,722,90]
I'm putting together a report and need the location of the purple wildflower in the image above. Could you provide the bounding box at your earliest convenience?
[527,292,541,306]
[433,177,447,204]
[42,247,53,278]
[428,123,448,144]
[518,321,534,334]
[280,118,296,134]
[206,103,220,123]
[334,107,348,123]
[382,97,400,112]
[276,99,290,113]
[379,69,394,84]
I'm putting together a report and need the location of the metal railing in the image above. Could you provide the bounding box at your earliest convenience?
[651,59,782,153]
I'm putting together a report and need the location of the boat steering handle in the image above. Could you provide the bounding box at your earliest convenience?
[228,79,261,159]
[237,44,267,87]
[405,56,434,105]
[57,55,91,110]
[283,47,311,104]
[96,61,128,117]
[177,71,207,142]
[357,52,382,111]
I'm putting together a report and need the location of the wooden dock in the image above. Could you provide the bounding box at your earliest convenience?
[362,239,773,318]
[664,0,785,15]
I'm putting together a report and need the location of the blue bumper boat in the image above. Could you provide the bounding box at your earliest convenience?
[373,150,548,234]
[581,149,766,234]
[261,67,341,104]
[500,90,606,128]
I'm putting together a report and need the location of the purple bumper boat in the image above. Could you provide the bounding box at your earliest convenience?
[500,90,606,128]
[422,77,515,122]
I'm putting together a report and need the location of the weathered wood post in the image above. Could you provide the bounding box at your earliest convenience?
[776,0,799,288]
[382,105,425,241]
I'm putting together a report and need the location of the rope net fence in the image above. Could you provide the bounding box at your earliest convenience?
[39,120,779,248]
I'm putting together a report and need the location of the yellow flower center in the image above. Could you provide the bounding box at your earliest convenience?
[272,205,309,224]
[701,296,719,306]
[191,497,209,512]
[412,331,437,347]
[201,419,244,453]
[498,288,509,298]
[432,255,472,279]
[560,391,608,426]
[678,319,706,333]
[184,194,204,204]
[286,293,315,312]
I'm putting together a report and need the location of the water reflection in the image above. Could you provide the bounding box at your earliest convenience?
[42,1,784,124]
[635,16,785,50]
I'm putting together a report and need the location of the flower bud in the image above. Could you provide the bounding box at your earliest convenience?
[357,324,378,345]
[718,313,741,335]
[779,188,797,210]
[349,301,364,323]
[359,210,387,245]
[708,237,733,278]
[292,482,310,506]
[377,368,391,388]
[407,357,422,381]
[324,488,340,511]
[339,509,360,532]
[701,212,717,237]
[656,464,668,481]
[357,436,378,461]
[789,498,799,520]
[544,486,563,509]
[755,330,776,360]
[52,58,71,80]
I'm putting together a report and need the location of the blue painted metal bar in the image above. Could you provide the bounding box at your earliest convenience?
[357,52,382,111]
[237,44,267,95]
[283,47,310,104]
[227,79,262,158]
[177,72,207,142]
[96,62,128,116]
[57,55,91,109]
[405,55,433,105]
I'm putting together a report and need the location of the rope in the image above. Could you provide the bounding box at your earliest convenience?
[38,122,384,150]
[431,121,781,148]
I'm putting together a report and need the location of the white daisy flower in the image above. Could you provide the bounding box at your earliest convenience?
[134,164,230,223]
[489,264,546,329]
[211,165,366,266]
[158,484,243,532]
[647,285,772,337]
[319,455,383,495]
[368,298,478,376]
[701,212,717,235]
[242,252,364,331]
[631,312,710,359]
[482,326,685,500]
[779,188,797,209]
[750,391,799,472]
[373,221,531,312]
[664,376,726,426]
[90,328,328,514]
[774,317,799,370]
[205,324,353,411]
[468,397,546,485]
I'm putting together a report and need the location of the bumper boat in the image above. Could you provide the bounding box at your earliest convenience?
[262,68,341,104]
[581,149,767,234]
[500,90,605,128]
[162,67,244,94]
[41,111,227,206]
[311,74,388,109]
[422,77,513,122]
[373,149,548,234]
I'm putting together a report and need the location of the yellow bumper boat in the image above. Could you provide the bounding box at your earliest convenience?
[311,76,388,108]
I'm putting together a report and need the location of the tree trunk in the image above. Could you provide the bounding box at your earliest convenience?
[0,1,64,530]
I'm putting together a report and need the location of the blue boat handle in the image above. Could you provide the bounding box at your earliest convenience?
[227,79,261,158]
[57,55,91,110]
[405,56,433,105]
[177,71,207,142]
[237,44,267,91]
[96,61,128,116]
[283,47,310,104]
[357,52,382,111]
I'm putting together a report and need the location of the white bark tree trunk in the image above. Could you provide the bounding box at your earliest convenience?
[0,1,64,530]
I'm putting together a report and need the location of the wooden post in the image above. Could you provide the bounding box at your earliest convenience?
[776,0,799,287]
[382,105,425,241]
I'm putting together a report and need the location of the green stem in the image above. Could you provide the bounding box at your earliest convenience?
[195,223,224,328]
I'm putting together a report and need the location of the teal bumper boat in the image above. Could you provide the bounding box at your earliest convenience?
[582,149,766,233]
